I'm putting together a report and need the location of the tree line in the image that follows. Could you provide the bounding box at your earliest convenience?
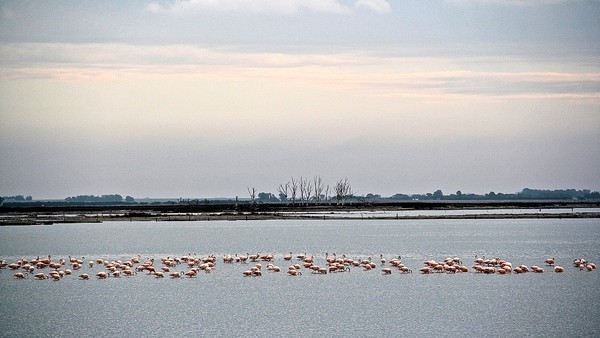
[2,187,599,207]
[64,194,135,203]
[248,176,354,206]
[385,188,600,201]
[245,186,600,204]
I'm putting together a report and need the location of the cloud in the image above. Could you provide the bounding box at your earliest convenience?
[146,0,351,15]
[446,0,592,5]
[146,0,392,15]
[355,0,392,13]
[1,43,598,102]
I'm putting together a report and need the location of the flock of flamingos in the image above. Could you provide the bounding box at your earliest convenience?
[1,252,596,281]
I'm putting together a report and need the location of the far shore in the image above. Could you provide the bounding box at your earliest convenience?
[1,201,599,226]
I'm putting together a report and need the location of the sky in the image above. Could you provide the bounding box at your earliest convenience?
[1,0,599,199]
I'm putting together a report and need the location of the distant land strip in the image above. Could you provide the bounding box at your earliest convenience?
[1,201,599,226]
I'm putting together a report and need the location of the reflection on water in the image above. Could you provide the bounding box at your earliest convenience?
[0,218,599,337]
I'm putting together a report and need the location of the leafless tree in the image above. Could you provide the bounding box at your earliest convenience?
[313,175,324,204]
[277,182,289,204]
[334,178,353,205]
[299,176,310,205]
[325,184,330,204]
[289,177,298,205]
[247,186,257,205]
[305,177,313,205]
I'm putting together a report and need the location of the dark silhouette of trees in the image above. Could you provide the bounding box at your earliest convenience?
[247,187,257,205]
[313,175,324,204]
[65,194,123,203]
[334,177,353,205]
[277,182,289,204]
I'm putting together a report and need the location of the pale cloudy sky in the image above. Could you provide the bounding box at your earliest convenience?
[1,0,599,199]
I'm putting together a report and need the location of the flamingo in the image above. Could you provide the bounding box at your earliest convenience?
[382,268,392,275]
[96,271,108,279]
[34,273,48,280]
[184,270,198,278]
[288,269,301,276]
[532,266,544,273]
[79,273,90,280]
[419,267,432,274]
[249,253,260,262]
[400,266,411,274]
[554,266,564,273]
[545,258,555,266]
[482,267,495,274]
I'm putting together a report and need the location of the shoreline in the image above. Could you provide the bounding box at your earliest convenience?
[2,211,599,226]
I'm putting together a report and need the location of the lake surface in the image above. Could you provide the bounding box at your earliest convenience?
[1,218,599,337]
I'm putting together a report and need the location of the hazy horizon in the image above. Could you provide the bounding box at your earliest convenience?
[1,1,599,200]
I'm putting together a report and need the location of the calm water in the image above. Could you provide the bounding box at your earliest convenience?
[1,218,599,337]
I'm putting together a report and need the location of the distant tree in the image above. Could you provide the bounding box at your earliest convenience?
[247,187,257,205]
[313,175,324,204]
[334,178,352,205]
[456,190,462,197]
[290,177,298,205]
[5,195,26,202]
[433,190,443,199]
[277,182,289,204]
[101,194,123,202]
[258,192,278,203]
[66,194,124,203]
[125,196,135,202]
[365,193,381,203]
[389,193,411,200]
[304,177,313,205]
[299,176,308,205]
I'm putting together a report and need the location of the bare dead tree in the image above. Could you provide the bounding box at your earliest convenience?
[305,177,313,205]
[290,177,298,206]
[277,182,289,205]
[344,180,353,205]
[334,180,344,205]
[334,178,352,205]
[313,175,324,204]
[247,186,257,205]
[299,176,307,205]
[325,184,330,204]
